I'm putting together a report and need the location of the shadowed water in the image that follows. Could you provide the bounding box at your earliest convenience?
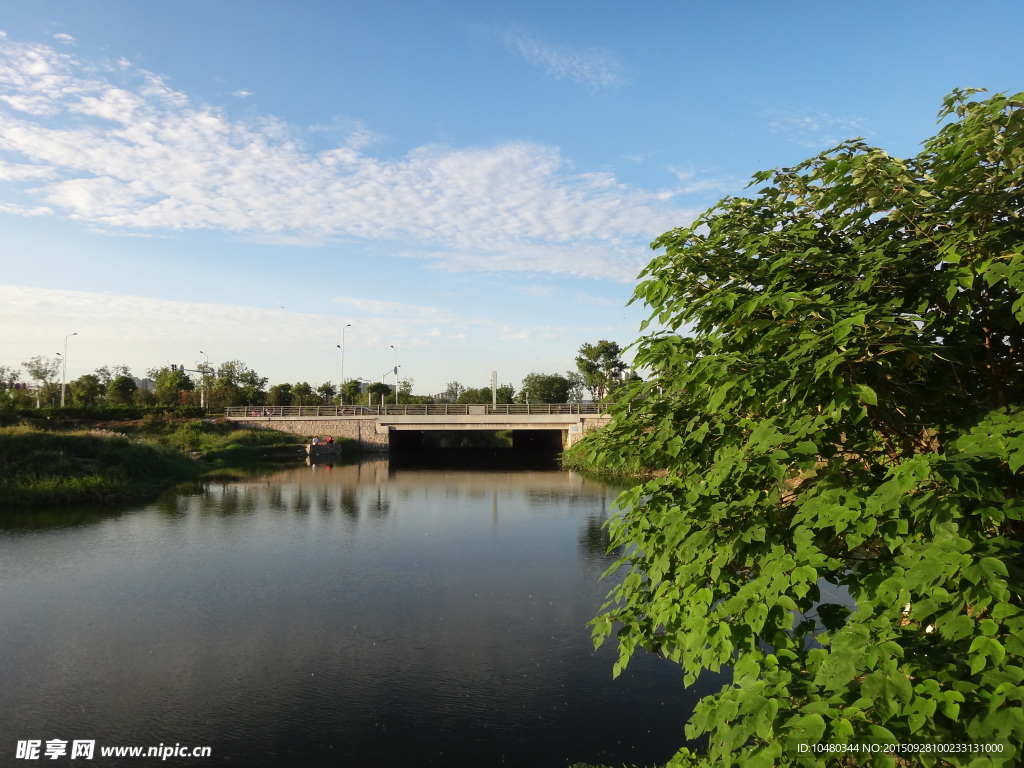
[0,456,722,767]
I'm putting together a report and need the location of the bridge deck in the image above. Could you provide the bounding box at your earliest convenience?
[225,403,607,418]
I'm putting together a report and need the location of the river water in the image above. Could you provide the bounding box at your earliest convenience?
[0,454,722,767]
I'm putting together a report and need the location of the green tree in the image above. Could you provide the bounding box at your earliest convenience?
[0,365,29,407]
[267,383,293,406]
[341,379,362,405]
[576,340,628,401]
[587,90,1024,765]
[22,355,62,407]
[0,365,20,390]
[517,372,574,403]
[209,360,266,407]
[456,387,490,404]
[69,374,104,407]
[132,387,156,406]
[317,381,337,405]
[367,381,391,405]
[23,355,60,387]
[148,366,195,405]
[237,368,268,405]
[291,381,313,406]
[94,364,130,391]
[106,375,137,405]
[442,381,466,403]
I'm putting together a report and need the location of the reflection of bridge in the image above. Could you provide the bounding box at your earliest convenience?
[224,403,610,452]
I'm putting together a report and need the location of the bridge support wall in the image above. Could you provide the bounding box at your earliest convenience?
[235,417,389,452]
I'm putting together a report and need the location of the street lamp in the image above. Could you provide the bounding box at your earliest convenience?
[337,323,352,405]
[390,345,399,405]
[61,332,77,407]
[380,365,400,408]
[199,351,210,410]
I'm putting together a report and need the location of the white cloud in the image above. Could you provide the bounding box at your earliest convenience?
[499,29,626,92]
[52,33,76,45]
[0,34,685,282]
[330,295,454,321]
[764,108,873,149]
[232,89,252,98]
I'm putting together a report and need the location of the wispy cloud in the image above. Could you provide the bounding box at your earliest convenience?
[330,295,454,321]
[764,107,873,149]
[668,169,743,197]
[0,34,681,281]
[499,29,626,92]
[232,89,252,98]
[52,33,75,45]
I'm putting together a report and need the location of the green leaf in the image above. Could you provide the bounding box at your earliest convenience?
[855,383,878,405]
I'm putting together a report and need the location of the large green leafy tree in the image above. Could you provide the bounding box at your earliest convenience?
[341,379,363,405]
[209,360,267,407]
[518,372,581,403]
[69,374,104,407]
[317,381,337,405]
[576,340,628,401]
[291,381,313,406]
[106,375,137,405]
[147,366,194,405]
[267,383,293,406]
[22,355,61,406]
[367,381,391,405]
[587,90,1024,765]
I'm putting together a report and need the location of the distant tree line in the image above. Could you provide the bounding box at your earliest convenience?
[0,339,633,410]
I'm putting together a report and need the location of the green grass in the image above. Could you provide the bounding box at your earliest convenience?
[561,436,656,480]
[0,417,338,509]
[0,425,199,508]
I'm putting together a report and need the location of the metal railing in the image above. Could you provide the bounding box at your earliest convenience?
[224,403,608,418]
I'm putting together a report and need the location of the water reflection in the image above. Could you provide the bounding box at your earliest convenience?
[0,458,714,767]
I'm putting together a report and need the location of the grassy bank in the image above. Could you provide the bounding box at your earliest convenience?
[0,415,347,508]
[561,435,657,480]
[0,425,200,507]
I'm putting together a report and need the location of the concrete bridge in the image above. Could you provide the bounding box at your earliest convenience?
[224,403,610,452]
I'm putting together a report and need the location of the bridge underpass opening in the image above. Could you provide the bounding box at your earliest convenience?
[386,429,564,452]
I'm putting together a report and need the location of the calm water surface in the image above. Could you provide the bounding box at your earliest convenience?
[0,455,721,767]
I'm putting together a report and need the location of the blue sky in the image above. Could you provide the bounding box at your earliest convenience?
[1,1,1022,396]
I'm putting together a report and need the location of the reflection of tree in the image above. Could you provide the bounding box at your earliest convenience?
[578,513,618,560]
[319,490,335,514]
[268,485,286,512]
[217,486,240,516]
[154,490,188,516]
[293,487,310,513]
[339,489,359,520]
[372,487,390,518]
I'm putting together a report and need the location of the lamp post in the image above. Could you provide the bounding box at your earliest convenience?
[199,351,210,410]
[337,323,352,405]
[61,332,77,407]
[390,345,399,404]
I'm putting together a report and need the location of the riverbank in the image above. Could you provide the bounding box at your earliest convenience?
[560,435,658,480]
[0,415,351,508]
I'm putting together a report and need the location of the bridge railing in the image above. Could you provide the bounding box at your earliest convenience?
[224,403,608,418]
